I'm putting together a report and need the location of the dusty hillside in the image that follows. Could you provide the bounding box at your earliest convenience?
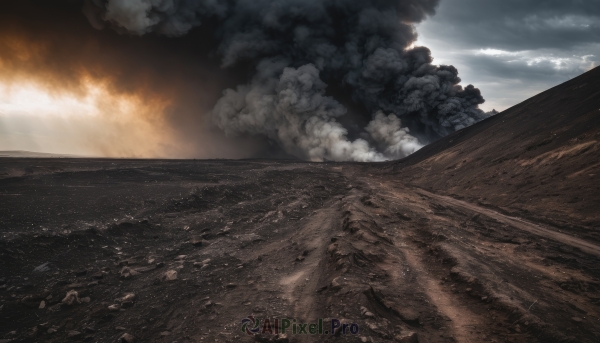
[390,66,600,243]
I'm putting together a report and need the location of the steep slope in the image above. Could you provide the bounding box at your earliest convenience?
[391,66,600,243]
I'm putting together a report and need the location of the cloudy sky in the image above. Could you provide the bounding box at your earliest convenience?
[0,0,598,158]
[416,0,600,112]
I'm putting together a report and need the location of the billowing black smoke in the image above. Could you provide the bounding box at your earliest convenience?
[85,0,495,162]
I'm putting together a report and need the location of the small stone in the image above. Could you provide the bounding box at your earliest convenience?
[120,267,139,279]
[120,333,136,343]
[117,293,135,308]
[163,270,178,281]
[156,262,165,268]
[295,256,305,262]
[191,236,206,247]
[108,304,121,311]
[84,327,96,334]
[226,283,237,289]
[91,272,104,280]
[394,332,419,343]
[116,326,126,331]
[481,296,488,301]
[62,290,80,305]
[33,262,52,273]
[572,317,583,323]
[67,330,82,339]
[331,277,343,289]
[117,293,136,303]
[465,288,472,292]
[39,300,46,309]
[175,255,187,261]
[80,297,91,303]
[160,331,171,336]
[47,328,58,334]
[87,281,99,287]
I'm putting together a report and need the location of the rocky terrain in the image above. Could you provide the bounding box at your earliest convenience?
[0,68,599,343]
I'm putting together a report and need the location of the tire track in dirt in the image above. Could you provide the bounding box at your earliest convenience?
[414,188,600,257]
[279,207,339,327]
[399,243,482,343]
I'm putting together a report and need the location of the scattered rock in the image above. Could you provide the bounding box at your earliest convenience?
[80,297,91,303]
[118,293,136,308]
[108,304,121,311]
[572,317,583,323]
[175,255,187,261]
[226,283,237,289]
[91,272,104,280]
[62,290,81,305]
[295,255,305,262]
[163,270,178,282]
[160,331,171,336]
[360,306,375,318]
[67,330,82,339]
[120,267,139,279]
[192,236,207,247]
[120,333,136,342]
[39,300,46,309]
[394,332,419,343]
[33,262,52,274]
[331,277,343,289]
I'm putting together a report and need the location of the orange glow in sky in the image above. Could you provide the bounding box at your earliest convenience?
[0,79,180,157]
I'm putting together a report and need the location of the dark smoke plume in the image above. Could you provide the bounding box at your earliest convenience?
[85,0,495,161]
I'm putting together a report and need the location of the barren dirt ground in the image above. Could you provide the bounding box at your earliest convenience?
[1,158,599,343]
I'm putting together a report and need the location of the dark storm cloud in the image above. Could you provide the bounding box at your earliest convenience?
[415,0,600,111]
[461,51,599,83]
[419,0,600,51]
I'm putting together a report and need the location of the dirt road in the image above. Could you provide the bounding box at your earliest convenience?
[0,159,599,342]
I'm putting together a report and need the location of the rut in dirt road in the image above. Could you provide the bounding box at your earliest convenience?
[414,188,600,258]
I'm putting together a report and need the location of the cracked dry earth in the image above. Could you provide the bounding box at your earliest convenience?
[1,159,599,343]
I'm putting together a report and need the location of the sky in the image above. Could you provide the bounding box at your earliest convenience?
[0,0,598,159]
[415,0,599,112]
